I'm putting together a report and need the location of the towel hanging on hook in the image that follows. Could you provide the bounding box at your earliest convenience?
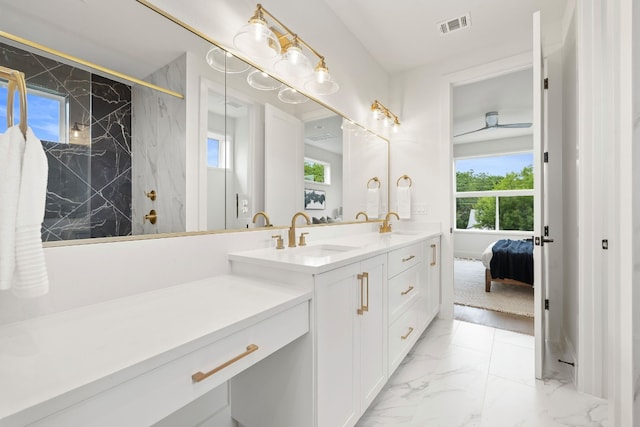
[396,174,412,188]
[0,65,28,139]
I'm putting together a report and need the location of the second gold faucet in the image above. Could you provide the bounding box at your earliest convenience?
[288,211,311,247]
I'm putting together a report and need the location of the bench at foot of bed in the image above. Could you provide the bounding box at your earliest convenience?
[484,268,533,292]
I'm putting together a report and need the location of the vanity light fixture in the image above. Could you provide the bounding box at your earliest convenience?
[234,4,339,95]
[370,100,401,133]
[246,69,283,90]
[278,86,308,104]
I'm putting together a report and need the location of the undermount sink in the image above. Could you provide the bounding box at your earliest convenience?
[293,244,359,257]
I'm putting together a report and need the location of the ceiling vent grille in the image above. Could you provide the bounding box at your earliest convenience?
[438,13,471,35]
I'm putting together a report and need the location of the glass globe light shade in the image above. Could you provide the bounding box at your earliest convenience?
[278,86,309,104]
[205,47,250,73]
[304,76,339,95]
[234,21,281,59]
[246,69,282,91]
[274,44,313,79]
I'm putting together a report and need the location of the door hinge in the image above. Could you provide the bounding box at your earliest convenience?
[602,239,609,250]
[544,78,549,89]
[544,152,549,163]
[544,226,549,237]
[545,299,549,310]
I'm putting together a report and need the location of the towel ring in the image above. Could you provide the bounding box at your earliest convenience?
[1,66,28,139]
[367,177,381,189]
[396,175,412,188]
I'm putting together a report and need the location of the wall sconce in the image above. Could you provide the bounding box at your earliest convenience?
[70,122,89,138]
[371,100,401,133]
[233,3,339,95]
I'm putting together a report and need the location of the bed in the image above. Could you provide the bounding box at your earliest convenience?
[481,239,534,292]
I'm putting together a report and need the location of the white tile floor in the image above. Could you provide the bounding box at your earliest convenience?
[357,319,609,427]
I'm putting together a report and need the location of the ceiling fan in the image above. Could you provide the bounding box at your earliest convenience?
[454,111,532,137]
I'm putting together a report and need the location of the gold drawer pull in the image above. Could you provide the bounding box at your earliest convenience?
[400,285,415,296]
[402,255,415,262]
[357,272,369,315]
[192,344,259,383]
[430,244,437,266]
[401,327,414,340]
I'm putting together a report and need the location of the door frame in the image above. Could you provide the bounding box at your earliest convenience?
[440,52,539,344]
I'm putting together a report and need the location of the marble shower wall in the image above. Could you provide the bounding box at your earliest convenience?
[0,42,132,241]
[132,54,187,235]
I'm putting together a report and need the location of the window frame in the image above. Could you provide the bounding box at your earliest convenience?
[304,156,331,185]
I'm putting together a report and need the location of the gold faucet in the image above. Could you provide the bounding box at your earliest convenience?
[252,211,272,227]
[379,211,399,233]
[356,211,369,221]
[288,211,311,247]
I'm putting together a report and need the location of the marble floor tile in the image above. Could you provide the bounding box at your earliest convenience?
[359,319,608,427]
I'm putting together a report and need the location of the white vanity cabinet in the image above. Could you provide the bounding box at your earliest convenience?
[315,254,387,427]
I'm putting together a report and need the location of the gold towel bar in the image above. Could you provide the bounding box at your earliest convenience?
[0,66,28,138]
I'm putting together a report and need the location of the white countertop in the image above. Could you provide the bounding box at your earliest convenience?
[0,275,311,422]
[229,230,441,274]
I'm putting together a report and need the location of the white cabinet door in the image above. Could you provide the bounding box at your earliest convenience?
[427,236,441,319]
[359,255,387,411]
[316,262,360,427]
[316,254,387,427]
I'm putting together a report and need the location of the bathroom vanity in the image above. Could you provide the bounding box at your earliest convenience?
[0,229,440,427]
[228,230,441,427]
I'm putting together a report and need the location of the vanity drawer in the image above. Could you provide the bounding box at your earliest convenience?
[388,242,423,278]
[388,305,420,374]
[30,302,309,427]
[388,264,420,323]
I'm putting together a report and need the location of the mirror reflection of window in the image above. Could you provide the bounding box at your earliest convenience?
[0,84,65,143]
[304,157,331,184]
[207,132,231,169]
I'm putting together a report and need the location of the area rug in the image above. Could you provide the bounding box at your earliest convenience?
[454,258,534,317]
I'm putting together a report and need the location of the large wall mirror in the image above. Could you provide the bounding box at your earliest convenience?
[0,0,388,244]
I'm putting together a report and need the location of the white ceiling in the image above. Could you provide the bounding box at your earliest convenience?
[321,0,567,74]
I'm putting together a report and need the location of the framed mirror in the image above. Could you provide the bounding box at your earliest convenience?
[0,0,389,244]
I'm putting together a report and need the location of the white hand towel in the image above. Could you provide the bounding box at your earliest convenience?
[397,186,411,219]
[366,188,379,219]
[0,126,49,297]
[0,126,25,290]
[14,127,49,297]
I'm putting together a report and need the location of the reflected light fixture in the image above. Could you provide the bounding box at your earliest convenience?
[70,121,89,138]
[205,46,250,73]
[234,4,339,95]
[278,86,308,104]
[370,100,401,133]
[246,69,282,90]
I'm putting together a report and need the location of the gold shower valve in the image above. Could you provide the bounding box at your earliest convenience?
[144,209,157,225]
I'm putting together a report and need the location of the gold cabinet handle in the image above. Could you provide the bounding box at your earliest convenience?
[430,244,437,266]
[191,344,259,383]
[357,272,369,315]
[401,327,414,340]
[400,285,415,296]
[402,255,415,263]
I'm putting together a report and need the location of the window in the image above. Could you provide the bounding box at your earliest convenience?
[207,132,231,169]
[304,157,331,184]
[0,83,65,142]
[455,152,533,232]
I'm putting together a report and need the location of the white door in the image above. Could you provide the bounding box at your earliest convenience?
[532,11,549,379]
[264,104,303,225]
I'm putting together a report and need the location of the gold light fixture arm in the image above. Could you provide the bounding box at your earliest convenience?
[254,4,326,64]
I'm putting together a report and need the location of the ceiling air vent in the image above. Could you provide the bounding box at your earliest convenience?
[438,13,471,36]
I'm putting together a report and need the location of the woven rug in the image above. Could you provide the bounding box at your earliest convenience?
[454,258,534,317]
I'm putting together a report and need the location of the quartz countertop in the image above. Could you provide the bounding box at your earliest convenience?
[0,275,311,423]
[229,230,441,274]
